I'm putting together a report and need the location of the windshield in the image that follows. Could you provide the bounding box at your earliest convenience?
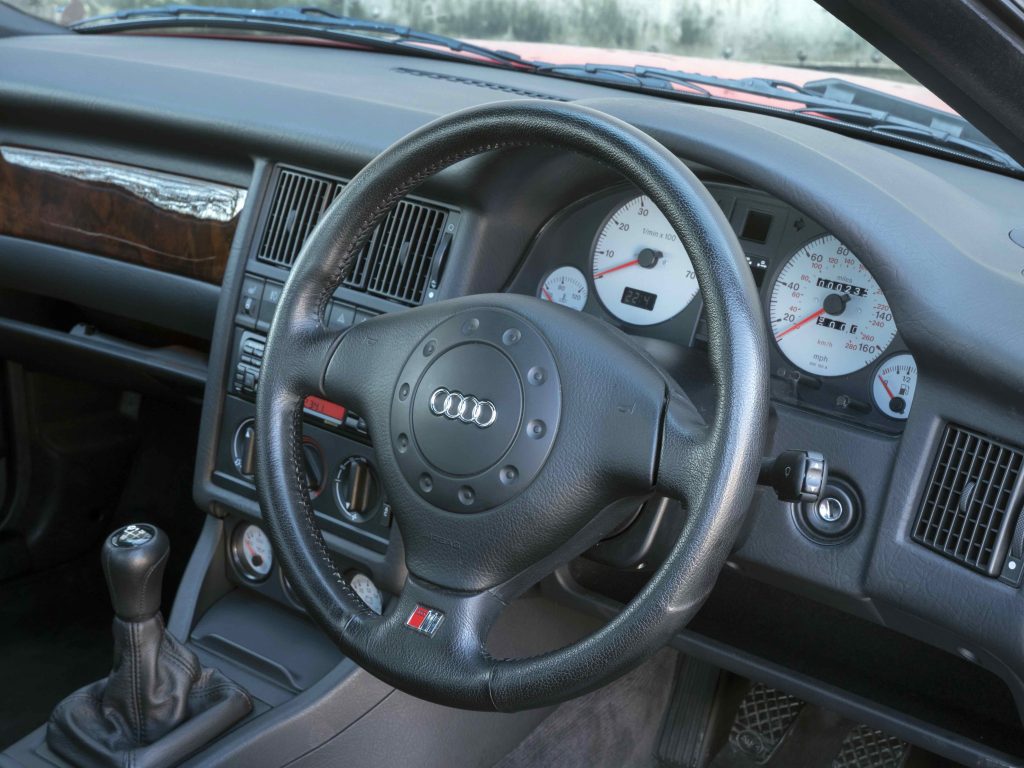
[4,0,916,81]
[9,0,1013,169]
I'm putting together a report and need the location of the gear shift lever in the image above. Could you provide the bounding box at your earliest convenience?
[102,524,169,622]
[47,524,252,768]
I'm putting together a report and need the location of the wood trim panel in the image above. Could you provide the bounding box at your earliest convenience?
[0,147,246,284]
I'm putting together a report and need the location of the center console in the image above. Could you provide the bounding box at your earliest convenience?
[200,163,461,611]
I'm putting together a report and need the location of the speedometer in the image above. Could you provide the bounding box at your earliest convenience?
[591,195,698,326]
[769,234,896,376]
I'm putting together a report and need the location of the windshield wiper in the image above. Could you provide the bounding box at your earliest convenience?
[71,5,538,71]
[535,63,1021,172]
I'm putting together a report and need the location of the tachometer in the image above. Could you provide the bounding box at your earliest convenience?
[769,235,896,376]
[539,266,588,311]
[591,195,698,326]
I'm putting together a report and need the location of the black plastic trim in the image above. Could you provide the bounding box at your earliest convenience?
[0,317,206,396]
[0,237,219,339]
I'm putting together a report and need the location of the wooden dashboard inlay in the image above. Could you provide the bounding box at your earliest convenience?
[0,146,246,284]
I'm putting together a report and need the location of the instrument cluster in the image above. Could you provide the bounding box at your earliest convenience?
[511,182,917,433]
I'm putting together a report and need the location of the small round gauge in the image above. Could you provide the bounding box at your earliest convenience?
[769,234,897,376]
[591,195,699,326]
[539,266,588,311]
[348,571,383,614]
[873,353,918,420]
[231,523,273,582]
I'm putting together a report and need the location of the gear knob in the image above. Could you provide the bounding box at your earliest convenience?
[101,524,170,622]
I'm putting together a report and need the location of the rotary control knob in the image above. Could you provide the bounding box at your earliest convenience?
[333,457,381,523]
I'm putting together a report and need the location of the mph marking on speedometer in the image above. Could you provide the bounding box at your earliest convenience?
[769,234,897,377]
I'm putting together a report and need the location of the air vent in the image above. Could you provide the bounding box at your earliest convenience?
[356,198,450,305]
[255,167,454,305]
[913,424,1024,575]
[255,169,338,268]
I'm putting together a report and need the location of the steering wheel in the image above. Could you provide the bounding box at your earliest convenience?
[255,100,768,712]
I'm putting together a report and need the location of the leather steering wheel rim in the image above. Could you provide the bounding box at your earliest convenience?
[255,100,769,712]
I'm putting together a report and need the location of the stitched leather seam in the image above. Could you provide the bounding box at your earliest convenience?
[137,545,169,619]
[287,402,371,615]
[161,644,198,681]
[129,620,144,746]
[315,140,538,318]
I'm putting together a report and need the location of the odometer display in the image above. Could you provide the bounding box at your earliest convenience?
[621,286,657,311]
[591,195,699,326]
[769,235,896,376]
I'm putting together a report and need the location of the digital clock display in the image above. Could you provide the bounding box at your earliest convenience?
[621,286,657,311]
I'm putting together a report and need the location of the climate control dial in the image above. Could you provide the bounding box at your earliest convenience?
[333,457,381,523]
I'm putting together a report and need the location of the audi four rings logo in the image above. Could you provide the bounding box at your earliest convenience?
[429,388,497,428]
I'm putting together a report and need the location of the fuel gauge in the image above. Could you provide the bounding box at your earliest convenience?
[539,266,588,311]
[873,353,917,420]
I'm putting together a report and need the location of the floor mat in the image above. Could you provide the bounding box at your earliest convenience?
[0,555,113,745]
[493,647,677,768]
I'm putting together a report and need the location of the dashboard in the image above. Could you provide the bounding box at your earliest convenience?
[2,31,1024,764]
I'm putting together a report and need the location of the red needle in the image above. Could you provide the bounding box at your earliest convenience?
[244,540,256,558]
[878,375,896,400]
[593,259,639,279]
[541,287,553,302]
[775,308,825,341]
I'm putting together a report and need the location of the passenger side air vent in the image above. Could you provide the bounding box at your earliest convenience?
[913,424,1024,576]
[255,167,454,306]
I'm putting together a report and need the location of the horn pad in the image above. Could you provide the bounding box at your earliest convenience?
[390,308,561,513]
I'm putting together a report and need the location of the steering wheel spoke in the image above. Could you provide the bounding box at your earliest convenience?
[344,576,502,710]
[657,388,715,508]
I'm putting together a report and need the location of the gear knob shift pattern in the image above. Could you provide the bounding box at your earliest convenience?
[102,523,170,621]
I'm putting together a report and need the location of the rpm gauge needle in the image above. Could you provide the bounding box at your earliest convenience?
[592,258,639,279]
[774,308,825,341]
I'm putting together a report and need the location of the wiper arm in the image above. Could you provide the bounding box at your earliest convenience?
[71,5,538,70]
[536,63,1020,171]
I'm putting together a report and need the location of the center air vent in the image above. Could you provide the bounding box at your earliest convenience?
[255,166,455,306]
[913,424,1024,576]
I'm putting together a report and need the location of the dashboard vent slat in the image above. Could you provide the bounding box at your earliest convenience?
[363,197,450,306]
[255,168,453,305]
[913,424,1024,576]
[256,169,335,268]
